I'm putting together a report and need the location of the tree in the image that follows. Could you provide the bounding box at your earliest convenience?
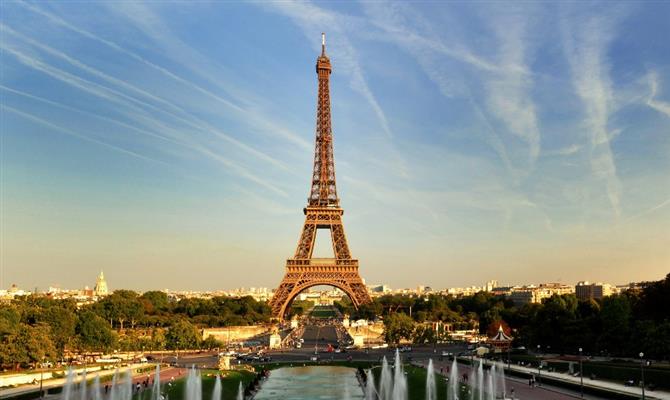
[40,306,77,357]
[202,336,223,350]
[95,290,144,330]
[1,323,56,369]
[151,328,167,350]
[141,291,170,315]
[486,320,511,337]
[76,311,116,353]
[598,294,631,354]
[412,325,437,344]
[383,313,415,344]
[166,319,201,350]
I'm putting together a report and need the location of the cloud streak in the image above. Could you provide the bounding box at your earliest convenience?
[561,9,623,218]
[360,1,540,180]
[647,71,670,118]
[17,1,312,152]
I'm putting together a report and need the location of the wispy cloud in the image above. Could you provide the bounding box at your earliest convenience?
[1,85,289,197]
[361,1,540,180]
[0,28,296,177]
[561,9,624,219]
[2,105,166,166]
[263,1,394,140]
[484,7,541,170]
[545,144,582,157]
[647,71,670,118]
[258,0,410,179]
[623,197,670,224]
[17,1,312,152]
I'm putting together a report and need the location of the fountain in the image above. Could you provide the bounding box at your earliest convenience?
[448,358,459,400]
[79,370,87,400]
[236,381,244,400]
[378,356,391,400]
[92,375,102,400]
[185,367,202,400]
[54,354,511,400]
[364,369,377,400]
[122,369,133,400]
[153,364,162,400]
[62,368,74,400]
[211,375,221,400]
[477,360,484,400]
[425,359,436,400]
[391,350,407,400]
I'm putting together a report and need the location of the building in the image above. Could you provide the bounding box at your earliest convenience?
[508,283,574,305]
[94,270,109,297]
[575,281,614,300]
[487,325,513,352]
[484,280,499,292]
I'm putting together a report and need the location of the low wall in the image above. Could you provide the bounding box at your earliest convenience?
[202,325,273,344]
[347,322,384,344]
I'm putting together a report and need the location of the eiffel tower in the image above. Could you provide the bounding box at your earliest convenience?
[269,34,372,319]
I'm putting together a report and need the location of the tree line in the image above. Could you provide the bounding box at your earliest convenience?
[338,273,670,360]
[0,291,271,369]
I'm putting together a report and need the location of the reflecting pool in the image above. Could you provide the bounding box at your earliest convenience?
[253,366,364,400]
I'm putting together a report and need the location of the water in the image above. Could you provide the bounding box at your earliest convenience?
[477,360,484,400]
[448,358,459,400]
[426,359,436,400]
[253,366,364,400]
[379,356,392,400]
[92,375,102,400]
[109,370,119,400]
[79,370,87,400]
[153,364,162,400]
[55,356,509,400]
[211,375,221,400]
[391,351,407,400]
[185,367,202,400]
[62,368,74,400]
[364,369,377,400]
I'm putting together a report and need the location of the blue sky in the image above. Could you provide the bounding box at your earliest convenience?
[1,1,669,291]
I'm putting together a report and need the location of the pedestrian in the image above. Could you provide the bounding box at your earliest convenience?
[510,387,515,399]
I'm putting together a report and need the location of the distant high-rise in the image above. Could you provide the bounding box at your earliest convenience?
[575,281,613,300]
[94,270,108,297]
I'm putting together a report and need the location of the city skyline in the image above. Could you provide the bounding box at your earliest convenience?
[2,2,670,291]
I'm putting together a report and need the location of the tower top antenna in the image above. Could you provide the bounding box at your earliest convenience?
[321,32,326,55]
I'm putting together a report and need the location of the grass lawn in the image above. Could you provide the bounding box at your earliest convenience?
[154,370,254,400]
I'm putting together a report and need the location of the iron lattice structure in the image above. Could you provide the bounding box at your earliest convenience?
[269,35,372,319]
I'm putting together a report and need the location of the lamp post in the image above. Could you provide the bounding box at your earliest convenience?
[640,352,645,400]
[579,347,584,398]
[39,357,45,399]
[537,345,541,387]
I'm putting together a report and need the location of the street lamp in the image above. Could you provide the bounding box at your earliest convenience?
[537,345,541,387]
[640,352,645,400]
[579,347,584,398]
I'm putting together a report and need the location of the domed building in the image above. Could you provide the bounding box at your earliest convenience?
[94,270,108,297]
